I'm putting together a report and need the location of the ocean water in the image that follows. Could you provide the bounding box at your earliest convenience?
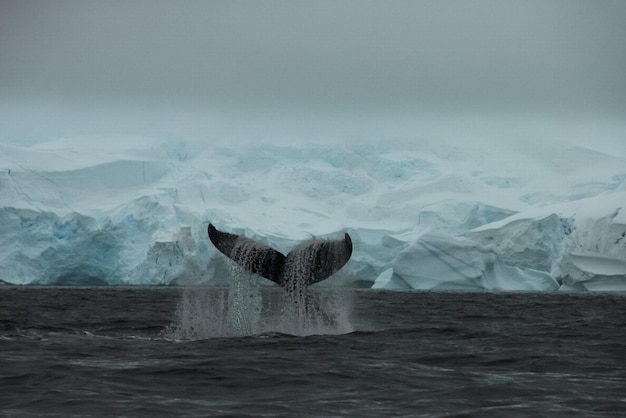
[1,285,625,417]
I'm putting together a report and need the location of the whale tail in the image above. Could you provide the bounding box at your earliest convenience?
[208,224,352,289]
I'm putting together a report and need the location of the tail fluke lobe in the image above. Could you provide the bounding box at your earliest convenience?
[208,224,286,286]
[208,224,352,289]
[285,233,352,285]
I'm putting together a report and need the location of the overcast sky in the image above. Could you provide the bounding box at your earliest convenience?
[1,0,625,139]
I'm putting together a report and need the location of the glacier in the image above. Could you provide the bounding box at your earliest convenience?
[1,134,625,291]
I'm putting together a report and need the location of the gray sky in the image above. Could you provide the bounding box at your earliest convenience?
[1,0,625,139]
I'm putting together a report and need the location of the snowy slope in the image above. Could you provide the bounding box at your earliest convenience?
[1,135,625,290]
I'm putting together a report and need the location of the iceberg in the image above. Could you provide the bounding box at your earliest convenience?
[378,233,559,291]
[1,135,625,290]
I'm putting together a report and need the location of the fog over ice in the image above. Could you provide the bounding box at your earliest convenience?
[1,0,625,141]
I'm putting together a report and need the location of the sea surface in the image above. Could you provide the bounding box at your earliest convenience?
[1,285,625,417]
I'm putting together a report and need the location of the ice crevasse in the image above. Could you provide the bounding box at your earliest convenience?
[1,136,625,291]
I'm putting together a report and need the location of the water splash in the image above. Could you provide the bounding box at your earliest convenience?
[163,269,354,340]
[163,231,355,340]
[226,266,263,336]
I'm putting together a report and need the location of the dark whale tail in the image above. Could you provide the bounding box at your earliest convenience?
[208,224,352,289]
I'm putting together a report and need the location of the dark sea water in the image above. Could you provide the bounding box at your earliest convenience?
[1,285,625,417]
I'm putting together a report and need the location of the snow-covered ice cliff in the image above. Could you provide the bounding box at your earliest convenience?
[1,135,625,290]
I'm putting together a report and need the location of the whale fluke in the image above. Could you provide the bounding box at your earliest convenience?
[208,224,352,289]
[208,224,286,284]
